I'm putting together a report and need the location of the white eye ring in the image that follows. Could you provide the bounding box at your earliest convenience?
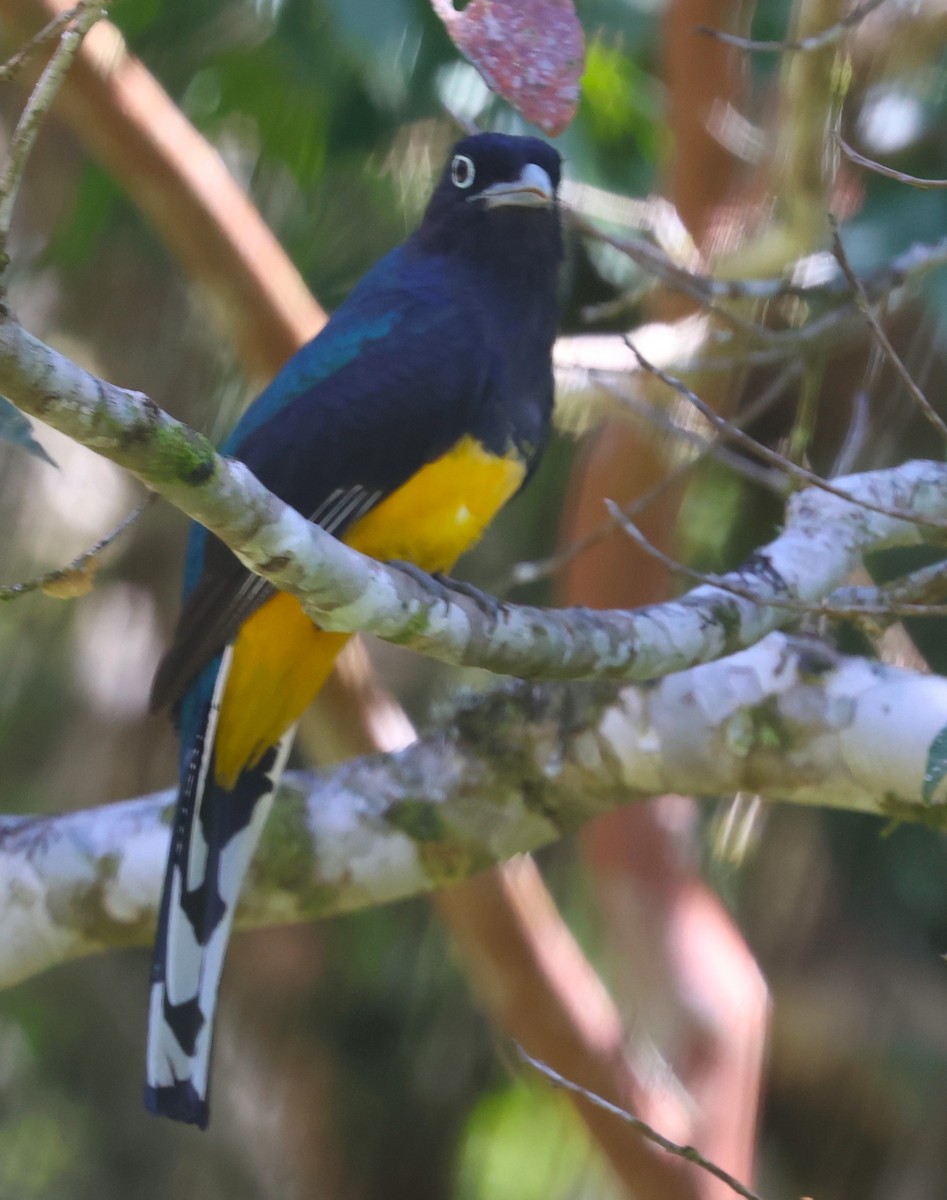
[451,154,476,189]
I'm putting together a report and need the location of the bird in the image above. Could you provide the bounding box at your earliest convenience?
[144,131,563,1128]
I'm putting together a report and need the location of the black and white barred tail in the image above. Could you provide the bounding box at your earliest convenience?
[145,647,295,1128]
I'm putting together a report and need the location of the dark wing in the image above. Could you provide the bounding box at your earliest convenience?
[151,254,490,712]
[149,484,383,712]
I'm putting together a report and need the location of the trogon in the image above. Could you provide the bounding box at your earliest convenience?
[145,132,563,1127]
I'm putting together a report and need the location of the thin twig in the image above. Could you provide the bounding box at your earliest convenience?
[0,496,152,601]
[573,213,947,411]
[0,4,84,83]
[863,234,947,297]
[518,1048,768,1200]
[829,559,947,619]
[575,210,947,321]
[509,364,798,590]
[0,1,106,250]
[568,214,796,349]
[829,214,947,443]
[592,376,791,495]
[508,456,698,589]
[608,501,947,619]
[627,340,947,533]
[570,212,815,312]
[696,0,887,53]
[571,220,870,364]
[837,134,947,190]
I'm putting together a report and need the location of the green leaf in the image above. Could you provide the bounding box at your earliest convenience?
[0,397,56,467]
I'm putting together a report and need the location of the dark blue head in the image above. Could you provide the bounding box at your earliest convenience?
[416,133,562,273]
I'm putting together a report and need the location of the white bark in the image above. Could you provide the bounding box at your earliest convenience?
[3,300,947,1001]
[1,311,946,684]
[1,633,943,990]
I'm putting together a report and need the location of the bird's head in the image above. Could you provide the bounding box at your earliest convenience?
[417,133,562,264]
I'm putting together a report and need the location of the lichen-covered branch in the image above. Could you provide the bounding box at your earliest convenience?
[2,311,947,687]
[2,632,945,990]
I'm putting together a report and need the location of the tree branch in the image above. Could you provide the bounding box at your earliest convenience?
[2,0,325,377]
[0,13,698,1186]
[2,311,946,688]
[696,0,886,55]
[519,1050,766,1200]
[2,631,945,990]
[0,0,104,247]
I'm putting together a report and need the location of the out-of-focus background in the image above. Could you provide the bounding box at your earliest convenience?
[2,0,947,1195]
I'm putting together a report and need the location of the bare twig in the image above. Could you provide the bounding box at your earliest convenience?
[509,456,699,589]
[1,0,324,376]
[861,235,947,296]
[829,215,947,443]
[827,559,947,620]
[0,496,152,601]
[0,2,82,82]
[568,213,802,352]
[697,0,887,54]
[574,214,947,360]
[608,501,947,620]
[570,213,812,318]
[627,340,947,533]
[592,376,791,494]
[837,134,947,190]
[437,859,712,1200]
[510,364,797,590]
[0,0,105,249]
[607,501,815,612]
[518,1049,767,1200]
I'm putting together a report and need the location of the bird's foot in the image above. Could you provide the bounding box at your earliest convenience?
[388,559,449,601]
[388,562,504,621]
[432,573,505,621]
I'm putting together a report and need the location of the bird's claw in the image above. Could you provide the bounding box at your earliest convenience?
[432,572,504,620]
[388,562,504,621]
[388,560,449,601]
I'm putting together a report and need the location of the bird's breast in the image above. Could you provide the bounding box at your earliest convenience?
[211,433,527,784]
[344,433,526,573]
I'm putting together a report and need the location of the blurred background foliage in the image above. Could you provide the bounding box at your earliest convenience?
[1,0,947,1196]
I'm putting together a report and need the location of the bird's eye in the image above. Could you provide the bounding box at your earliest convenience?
[451,154,476,189]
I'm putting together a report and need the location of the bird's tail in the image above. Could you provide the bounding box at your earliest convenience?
[145,646,295,1128]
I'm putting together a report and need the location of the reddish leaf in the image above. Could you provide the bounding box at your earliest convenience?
[431,0,584,136]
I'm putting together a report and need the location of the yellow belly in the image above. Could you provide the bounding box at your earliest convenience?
[213,436,524,787]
